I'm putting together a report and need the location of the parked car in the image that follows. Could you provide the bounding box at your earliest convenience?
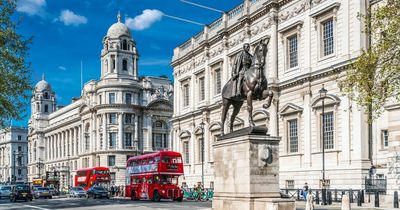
[10,185,33,202]
[48,187,59,196]
[86,186,110,199]
[69,187,86,198]
[34,187,52,199]
[0,186,12,199]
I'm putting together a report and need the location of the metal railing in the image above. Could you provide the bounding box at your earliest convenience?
[365,177,387,193]
[280,188,362,203]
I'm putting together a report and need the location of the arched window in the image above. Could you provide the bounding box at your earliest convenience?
[123,40,128,50]
[122,59,128,71]
[44,92,49,99]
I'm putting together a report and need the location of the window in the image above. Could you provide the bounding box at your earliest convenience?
[44,105,48,113]
[99,95,102,104]
[183,141,189,164]
[36,102,40,111]
[109,93,116,104]
[287,34,298,68]
[44,92,49,99]
[322,18,334,56]
[125,133,132,147]
[112,57,116,71]
[382,130,389,148]
[155,121,163,128]
[199,77,205,101]
[18,169,22,175]
[288,119,298,153]
[125,114,132,124]
[183,84,190,107]
[109,113,117,124]
[18,146,21,151]
[214,69,221,95]
[210,181,214,189]
[122,59,128,71]
[286,180,294,189]
[122,40,127,50]
[108,155,115,166]
[153,134,163,149]
[125,93,132,104]
[109,133,116,148]
[322,112,334,150]
[18,136,22,141]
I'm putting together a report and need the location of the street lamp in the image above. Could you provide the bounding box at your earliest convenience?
[319,85,328,205]
[199,120,205,189]
[36,158,43,179]
[12,151,23,184]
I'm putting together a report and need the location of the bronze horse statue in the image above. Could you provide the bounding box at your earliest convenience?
[221,39,273,135]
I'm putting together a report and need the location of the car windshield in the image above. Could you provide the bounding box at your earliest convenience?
[1,186,11,190]
[16,186,30,191]
[37,187,49,191]
[93,187,106,191]
[76,187,84,191]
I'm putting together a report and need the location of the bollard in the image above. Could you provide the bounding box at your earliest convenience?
[349,189,353,203]
[316,190,320,204]
[361,190,364,203]
[297,189,300,200]
[341,194,351,210]
[286,188,289,195]
[328,191,332,205]
[334,189,338,202]
[357,190,362,206]
[375,191,380,207]
[394,191,399,208]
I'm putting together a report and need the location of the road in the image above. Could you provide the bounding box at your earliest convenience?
[0,197,212,210]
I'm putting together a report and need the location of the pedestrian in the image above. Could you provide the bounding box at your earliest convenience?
[302,182,309,201]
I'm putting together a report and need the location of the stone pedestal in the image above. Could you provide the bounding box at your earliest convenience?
[213,127,295,210]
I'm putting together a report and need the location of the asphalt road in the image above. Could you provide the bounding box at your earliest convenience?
[0,197,212,210]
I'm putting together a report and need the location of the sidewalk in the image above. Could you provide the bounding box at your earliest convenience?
[296,201,398,210]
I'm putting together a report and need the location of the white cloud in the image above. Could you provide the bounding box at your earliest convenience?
[59,10,88,26]
[16,0,47,17]
[126,9,163,31]
[140,58,170,66]
[58,66,66,71]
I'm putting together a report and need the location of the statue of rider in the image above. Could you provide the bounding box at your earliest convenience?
[232,43,252,98]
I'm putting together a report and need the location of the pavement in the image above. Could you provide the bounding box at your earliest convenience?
[295,200,398,210]
[0,197,213,210]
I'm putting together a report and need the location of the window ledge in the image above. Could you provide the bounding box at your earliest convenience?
[318,54,336,62]
[280,153,303,157]
[285,67,300,74]
[311,149,341,155]
[378,148,388,152]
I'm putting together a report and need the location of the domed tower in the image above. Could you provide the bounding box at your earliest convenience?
[101,12,138,80]
[31,74,56,116]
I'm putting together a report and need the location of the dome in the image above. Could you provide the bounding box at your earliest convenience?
[35,75,52,92]
[106,12,132,38]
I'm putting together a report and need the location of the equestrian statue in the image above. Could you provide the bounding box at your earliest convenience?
[221,38,273,135]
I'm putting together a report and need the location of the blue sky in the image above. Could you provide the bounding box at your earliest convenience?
[13,0,242,126]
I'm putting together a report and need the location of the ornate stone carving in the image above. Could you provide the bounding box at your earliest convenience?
[150,85,173,102]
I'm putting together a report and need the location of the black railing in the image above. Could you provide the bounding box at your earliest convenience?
[280,188,362,203]
[365,177,387,193]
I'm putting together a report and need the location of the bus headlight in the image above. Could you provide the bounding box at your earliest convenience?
[162,190,165,194]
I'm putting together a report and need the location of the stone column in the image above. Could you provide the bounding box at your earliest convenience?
[102,114,107,150]
[268,8,279,137]
[134,114,139,149]
[341,96,351,164]
[118,113,124,149]
[190,124,196,175]
[91,115,96,153]
[147,115,153,151]
[303,90,312,167]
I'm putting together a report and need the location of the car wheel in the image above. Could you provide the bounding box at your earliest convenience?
[49,196,52,199]
[175,197,183,202]
[153,191,161,202]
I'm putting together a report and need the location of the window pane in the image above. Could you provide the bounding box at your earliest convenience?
[323,19,334,56]
[288,35,298,68]
[322,112,334,149]
[184,142,189,164]
[109,133,116,148]
[109,93,115,104]
[383,130,389,147]
[288,119,298,153]
[125,133,132,147]
[108,156,115,166]
[215,69,221,95]
[183,84,190,107]
[125,114,132,124]
[199,77,205,101]
[125,93,132,104]
[109,113,116,124]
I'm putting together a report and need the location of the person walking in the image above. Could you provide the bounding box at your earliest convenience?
[302,183,309,201]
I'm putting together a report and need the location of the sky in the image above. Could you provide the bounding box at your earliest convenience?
[13,0,243,126]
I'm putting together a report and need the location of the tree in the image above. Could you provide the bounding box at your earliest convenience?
[339,1,400,121]
[0,0,32,127]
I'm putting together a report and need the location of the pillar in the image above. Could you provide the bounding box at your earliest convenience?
[118,113,124,149]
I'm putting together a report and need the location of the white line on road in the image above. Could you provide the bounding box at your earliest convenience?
[22,204,51,210]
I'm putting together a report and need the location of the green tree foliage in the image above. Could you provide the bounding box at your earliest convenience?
[0,0,32,127]
[339,1,400,121]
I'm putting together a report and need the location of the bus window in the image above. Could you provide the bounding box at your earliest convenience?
[147,178,153,184]
[142,177,146,184]
[162,157,171,163]
[154,156,160,163]
[172,157,182,163]
[148,158,154,164]
[154,176,160,184]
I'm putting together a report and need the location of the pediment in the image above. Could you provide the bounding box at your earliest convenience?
[280,103,303,116]
[147,99,173,110]
[179,130,191,139]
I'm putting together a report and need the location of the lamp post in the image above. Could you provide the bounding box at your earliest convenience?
[67,153,70,188]
[37,158,43,179]
[199,120,205,188]
[319,85,328,205]
[12,151,23,183]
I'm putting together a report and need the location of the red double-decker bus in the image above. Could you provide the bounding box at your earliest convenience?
[125,151,184,202]
[74,167,111,191]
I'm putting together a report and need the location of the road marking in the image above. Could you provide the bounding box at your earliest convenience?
[22,204,51,210]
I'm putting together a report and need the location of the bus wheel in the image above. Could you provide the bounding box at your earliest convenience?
[153,191,161,202]
[175,197,183,202]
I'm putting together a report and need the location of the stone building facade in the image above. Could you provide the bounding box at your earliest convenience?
[27,15,173,186]
[0,127,28,183]
[171,0,399,195]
